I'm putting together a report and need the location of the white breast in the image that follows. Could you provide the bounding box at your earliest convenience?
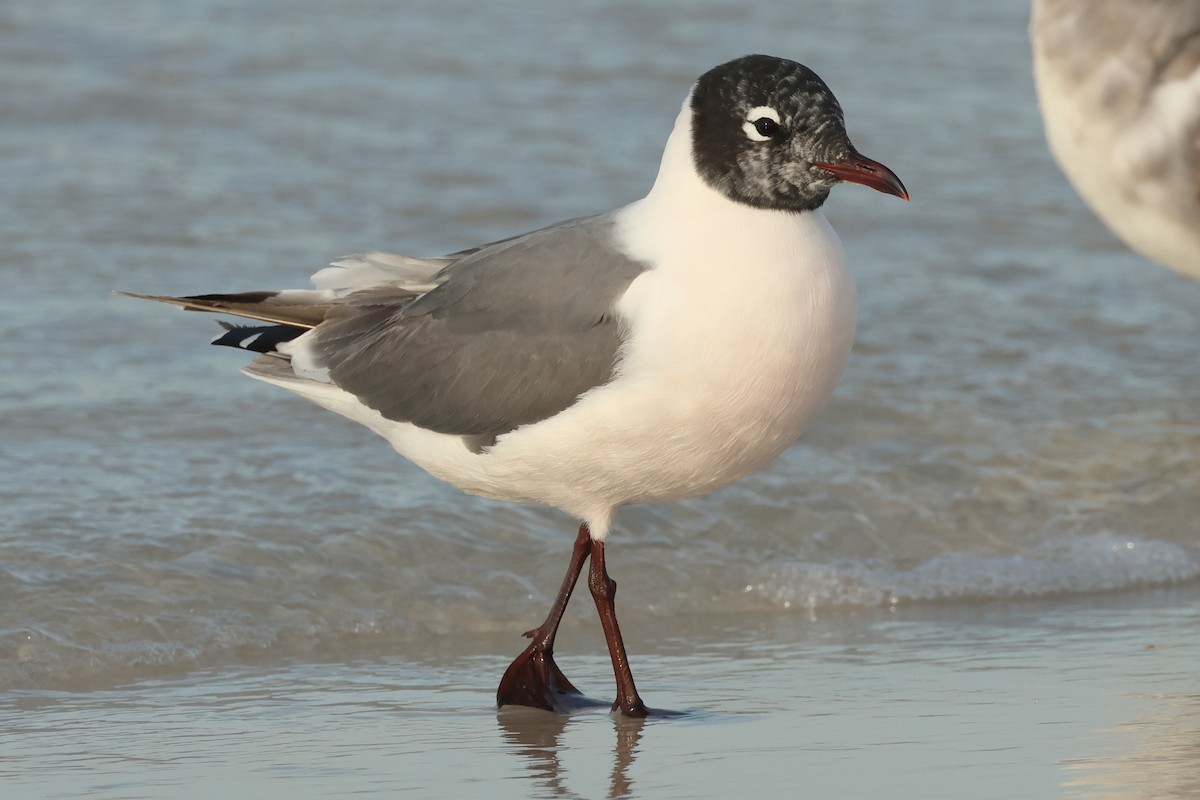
[592,200,856,501]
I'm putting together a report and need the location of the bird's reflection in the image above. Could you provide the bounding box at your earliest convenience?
[496,707,647,799]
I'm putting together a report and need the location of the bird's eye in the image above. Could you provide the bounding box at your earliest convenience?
[753,117,779,137]
[742,106,783,142]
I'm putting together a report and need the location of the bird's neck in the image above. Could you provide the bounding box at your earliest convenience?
[640,100,730,217]
[626,100,827,268]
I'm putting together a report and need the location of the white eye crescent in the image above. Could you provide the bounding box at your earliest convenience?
[742,106,782,141]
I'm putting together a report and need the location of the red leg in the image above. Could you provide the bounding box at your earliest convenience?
[588,537,648,717]
[496,524,591,711]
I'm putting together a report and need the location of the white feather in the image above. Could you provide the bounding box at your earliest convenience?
[310,251,450,295]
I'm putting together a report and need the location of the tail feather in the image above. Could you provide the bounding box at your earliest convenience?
[242,352,336,395]
[117,248,451,329]
[116,290,329,328]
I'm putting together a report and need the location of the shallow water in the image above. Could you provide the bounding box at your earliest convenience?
[5,590,1199,799]
[2,0,1199,796]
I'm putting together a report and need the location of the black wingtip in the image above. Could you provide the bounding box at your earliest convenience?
[210,322,304,353]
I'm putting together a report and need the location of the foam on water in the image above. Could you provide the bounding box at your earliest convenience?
[4,531,1196,692]
[753,535,1200,609]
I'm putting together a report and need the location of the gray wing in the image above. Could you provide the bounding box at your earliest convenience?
[307,213,648,438]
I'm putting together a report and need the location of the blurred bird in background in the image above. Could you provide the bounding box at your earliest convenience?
[1031,0,1200,280]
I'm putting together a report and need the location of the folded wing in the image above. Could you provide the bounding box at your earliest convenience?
[124,214,648,441]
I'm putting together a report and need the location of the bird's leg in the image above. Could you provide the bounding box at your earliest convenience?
[588,537,648,718]
[496,523,591,711]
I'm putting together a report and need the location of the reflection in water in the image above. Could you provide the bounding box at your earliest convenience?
[1062,691,1200,799]
[497,708,646,799]
[609,718,645,799]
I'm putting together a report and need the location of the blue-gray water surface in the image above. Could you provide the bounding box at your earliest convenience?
[2,0,1199,776]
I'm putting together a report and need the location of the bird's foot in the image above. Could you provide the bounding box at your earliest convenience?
[610,697,650,718]
[497,637,594,713]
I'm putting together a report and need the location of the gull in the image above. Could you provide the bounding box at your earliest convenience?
[1031,0,1200,279]
[123,54,907,716]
